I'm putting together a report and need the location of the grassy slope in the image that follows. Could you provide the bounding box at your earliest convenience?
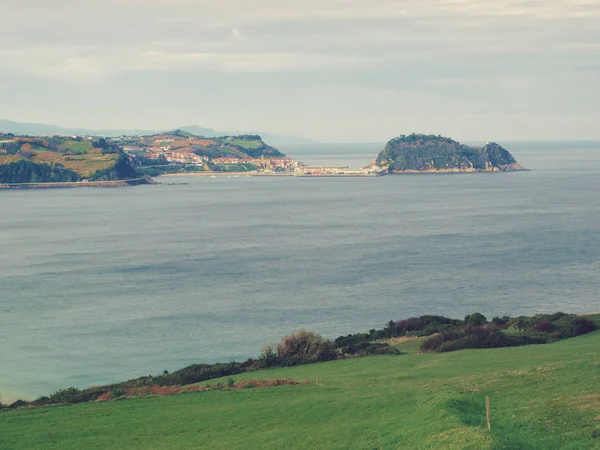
[0,146,117,178]
[231,138,262,150]
[1,316,599,450]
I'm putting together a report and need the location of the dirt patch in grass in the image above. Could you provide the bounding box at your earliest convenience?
[426,427,492,450]
[571,393,600,412]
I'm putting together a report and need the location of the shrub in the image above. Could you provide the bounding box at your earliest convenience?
[49,387,98,405]
[31,396,52,407]
[395,315,457,336]
[257,345,282,369]
[162,362,245,386]
[421,327,549,353]
[507,316,532,330]
[417,323,455,337]
[333,333,400,357]
[491,316,510,327]
[464,313,487,326]
[150,385,182,397]
[420,330,463,352]
[9,400,28,409]
[97,392,112,401]
[265,330,337,367]
[551,315,596,338]
[353,343,401,356]
[108,386,127,398]
[532,319,556,332]
[334,333,371,352]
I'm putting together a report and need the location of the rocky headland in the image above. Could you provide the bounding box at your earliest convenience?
[376,134,527,173]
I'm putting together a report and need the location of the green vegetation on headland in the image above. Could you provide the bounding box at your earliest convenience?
[0,135,135,183]
[0,313,598,450]
[376,134,526,173]
[0,160,81,183]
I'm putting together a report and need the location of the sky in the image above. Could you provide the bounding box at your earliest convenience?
[1,0,599,142]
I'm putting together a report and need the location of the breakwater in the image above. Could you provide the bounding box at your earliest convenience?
[0,177,155,189]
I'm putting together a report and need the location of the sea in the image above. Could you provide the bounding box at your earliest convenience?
[1,141,599,402]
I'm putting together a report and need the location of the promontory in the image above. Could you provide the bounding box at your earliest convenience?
[376,134,526,173]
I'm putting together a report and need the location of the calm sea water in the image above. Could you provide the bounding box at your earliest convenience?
[1,141,599,401]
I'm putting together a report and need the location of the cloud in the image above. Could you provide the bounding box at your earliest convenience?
[2,0,599,80]
[230,28,246,41]
[0,43,372,82]
[2,0,599,139]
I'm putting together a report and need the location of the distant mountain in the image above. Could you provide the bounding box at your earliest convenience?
[174,125,224,138]
[377,134,526,173]
[0,119,318,147]
[0,119,155,138]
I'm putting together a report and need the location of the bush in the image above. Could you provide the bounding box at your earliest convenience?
[262,330,337,367]
[491,316,510,327]
[257,346,281,368]
[49,387,98,405]
[464,313,487,326]
[353,343,401,356]
[164,362,245,386]
[334,333,372,352]
[31,396,52,407]
[421,328,549,353]
[551,315,596,338]
[532,319,556,332]
[420,330,463,352]
[9,400,28,409]
[395,315,457,336]
[507,316,533,329]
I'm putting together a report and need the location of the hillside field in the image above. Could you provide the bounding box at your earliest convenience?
[1,315,599,449]
[0,138,118,178]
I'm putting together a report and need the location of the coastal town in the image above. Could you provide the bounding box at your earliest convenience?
[0,129,386,185]
[116,132,386,177]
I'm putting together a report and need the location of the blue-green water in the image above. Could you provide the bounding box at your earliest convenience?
[1,142,599,401]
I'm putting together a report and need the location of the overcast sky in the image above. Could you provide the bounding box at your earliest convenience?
[1,0,599,142]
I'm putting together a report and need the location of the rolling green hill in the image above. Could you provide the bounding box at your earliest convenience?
[1,314,598,449]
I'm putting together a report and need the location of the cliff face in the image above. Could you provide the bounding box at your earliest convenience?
[376,134,526,173]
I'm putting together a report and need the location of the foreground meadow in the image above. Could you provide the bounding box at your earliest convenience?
[1,315,599,449]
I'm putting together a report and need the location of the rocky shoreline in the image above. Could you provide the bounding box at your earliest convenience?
[390,162,528,174]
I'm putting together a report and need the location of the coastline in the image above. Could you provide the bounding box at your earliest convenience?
[160,172,260,177]
[388,163,528,174]
[160,171,383,178]
[3,311,597,405]
[0,177,155,189]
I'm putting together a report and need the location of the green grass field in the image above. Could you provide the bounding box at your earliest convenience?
[62,140,93,154]
[1,315,599,449]
[231,139,262,150]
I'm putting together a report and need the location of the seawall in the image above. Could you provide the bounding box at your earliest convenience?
[0,177,155,189]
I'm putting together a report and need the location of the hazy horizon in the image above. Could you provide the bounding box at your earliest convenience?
[2,0,599,142]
